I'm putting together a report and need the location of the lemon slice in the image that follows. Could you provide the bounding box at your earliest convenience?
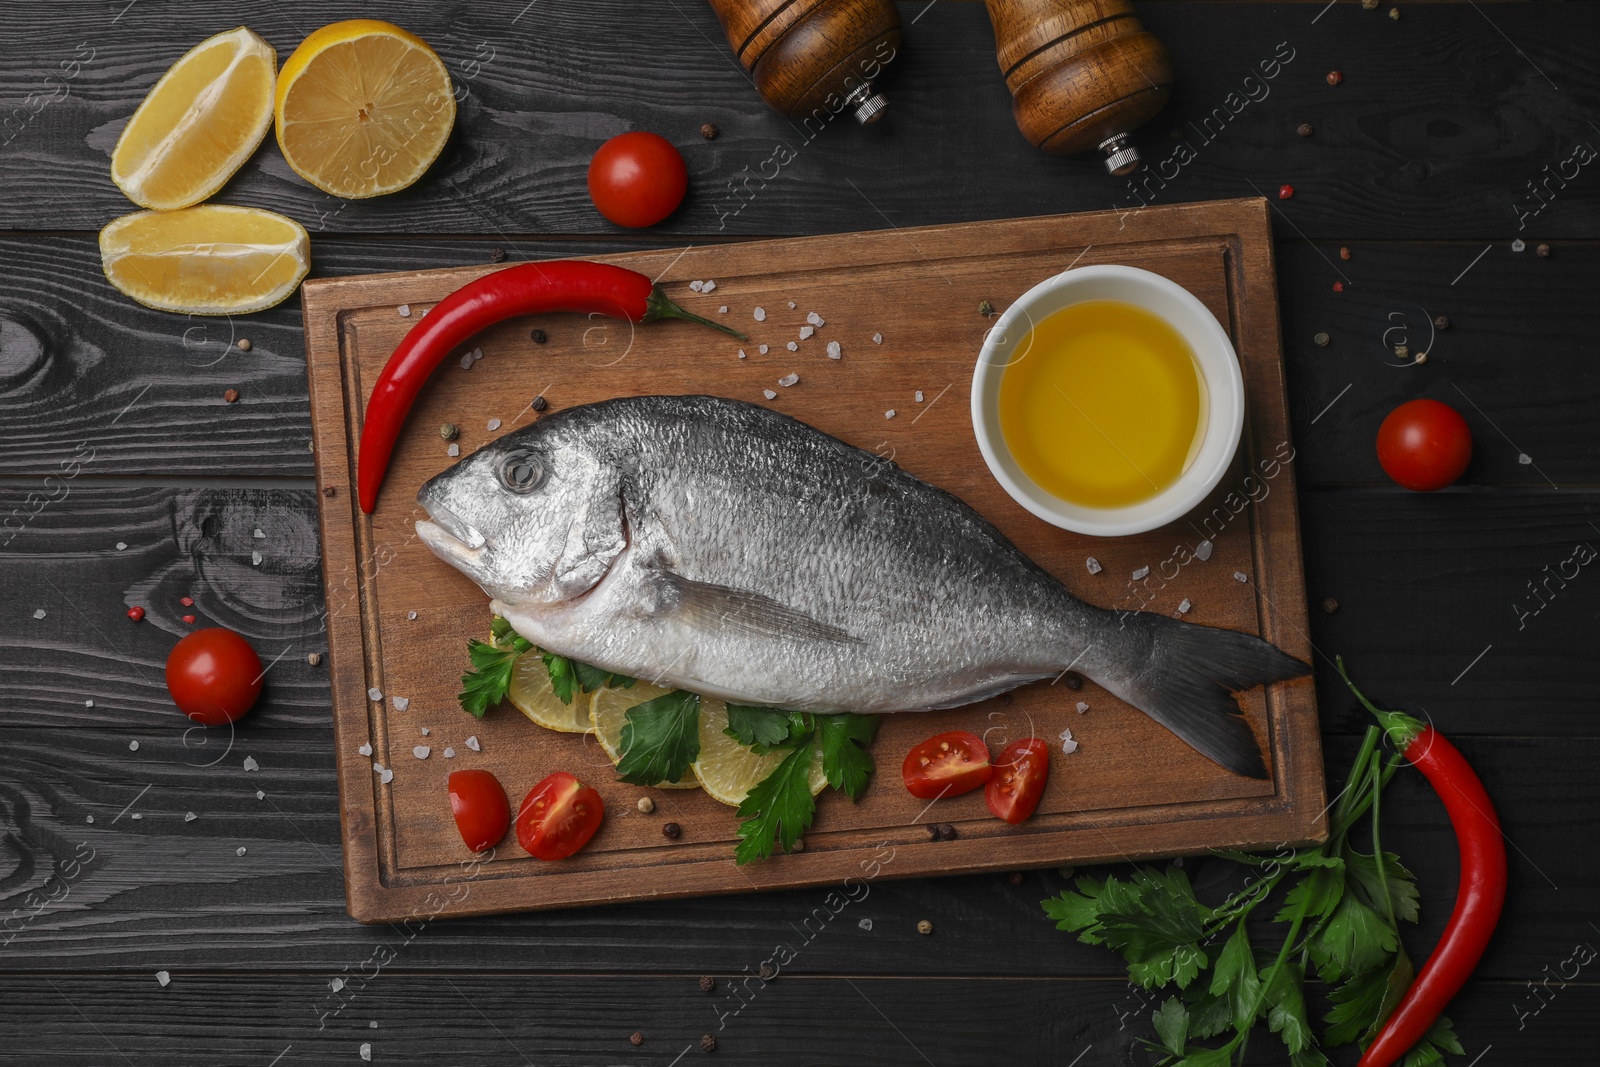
[507,652,593,734]
[99,205,310,315]
[589,682,700,790]
[111,27,277,210]
[693,701,827,808]
[275,19,455,198]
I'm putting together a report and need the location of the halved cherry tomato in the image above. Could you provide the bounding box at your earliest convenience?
[516,771,605,861]
[1376,398,1472,492]
[902,730,993,799]
[587,131,688,229]
[164,627,263,726]
[447,769,510,853]
[985,738,1051,824]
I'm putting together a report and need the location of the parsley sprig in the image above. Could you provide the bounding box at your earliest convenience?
[1043,664,1462,1067]
[457,617,633,717]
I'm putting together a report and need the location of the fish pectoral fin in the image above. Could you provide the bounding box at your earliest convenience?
[664,571,858,645]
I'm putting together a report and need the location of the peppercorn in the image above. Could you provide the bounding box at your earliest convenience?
[1278,184,1295,200]
[1339,247,1351,261]
[223,388,240,403]
[1322,598,1339,615]
[1414,351,1429,365]
[1389,6,1400,19]
[700,123,719,140]
[662,821,681,840]
[531,396,548,412]
[126,606,145,622]
[1008,871,1025,885]
[1314,332,1330,347]
[791,838,805,852]
[636,796,655,814]
[1362,0,1378,8]
[490,247,506,263]
[1395,345,1409,359]
[1296,122,1313,138]
[308,652,323,666]
[699,976,716,993]
[1326,70,1343,86]
[1332,281,1344,292]
[916,919,933,935]
[630,1033,643,1047]
[978,300,994,317]
[439,422,459,441]
[998,692,1013,705]
[700,1034,717,1053]
[530,328,547,344]
[926,824,942,841]
[1434,315,1450,330]
[937,823,958,841]
[322,485,336,497]
[237,338,252,352]
[1537,243,1551,258]
[758,963,776,980]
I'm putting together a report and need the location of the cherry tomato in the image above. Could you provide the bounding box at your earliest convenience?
[447,769,510,853]
[516,771,605,861]
[902,730,993,799]
[1377,398,1472,491]
[164,627,263,726]
[587,131,688,228]
[985,738,1051,824]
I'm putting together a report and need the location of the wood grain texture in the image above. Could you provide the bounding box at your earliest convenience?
[0,2,1594,238]
[301,199,1326,920]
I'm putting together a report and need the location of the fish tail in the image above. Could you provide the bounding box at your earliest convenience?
[1088,611,1310,779]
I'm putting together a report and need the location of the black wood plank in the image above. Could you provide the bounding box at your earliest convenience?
[0,722,1589,980]
[2,236,1597,482]
[0,2,1594,238]
[6,486,1596,736]
[0,973,1584,1066]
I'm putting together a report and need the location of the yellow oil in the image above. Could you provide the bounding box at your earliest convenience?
[997,300,1206,509]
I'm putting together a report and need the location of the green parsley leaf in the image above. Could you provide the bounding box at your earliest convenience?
[817,713,879,798]
[616,690,701,786]
[1272,860,1345,925]
[1151,997,1188,1057]
[1209,925,1262,1031]
[1183,988,1235,1041]
[1289,1049,1333,1067]
[458,636,524,718]
[1173,1047,1235,1067]
[1093,868,1209,989]
[725,704,795,748]
[573,660,635,693]
[1399,1015,1462,1067]
[734,741,818,864]
[1308,893,1397,984]
[1346,849,1420,925]
[1041,883,1105,937]
[1262,959,1312,1054]
[1325,951,1412,1046]
[541,651,579,705]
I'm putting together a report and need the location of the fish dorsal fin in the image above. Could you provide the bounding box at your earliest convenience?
[664,571,858,646]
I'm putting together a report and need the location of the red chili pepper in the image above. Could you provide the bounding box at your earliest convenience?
[1354,707,1506,1067]
[356,261,746,513]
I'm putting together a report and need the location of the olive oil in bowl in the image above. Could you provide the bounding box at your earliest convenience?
[997,300,1207,510]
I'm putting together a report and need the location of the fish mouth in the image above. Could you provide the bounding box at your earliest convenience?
[415,499,486,563]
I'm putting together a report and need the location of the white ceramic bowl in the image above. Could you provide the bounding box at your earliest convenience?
[970,265,1244,537]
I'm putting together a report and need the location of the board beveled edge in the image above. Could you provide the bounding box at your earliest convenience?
[300,197,1327,923]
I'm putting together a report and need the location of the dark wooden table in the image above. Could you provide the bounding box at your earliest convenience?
[2,2,1594,1063]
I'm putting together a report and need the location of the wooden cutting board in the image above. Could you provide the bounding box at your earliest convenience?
[302,196,1324,923]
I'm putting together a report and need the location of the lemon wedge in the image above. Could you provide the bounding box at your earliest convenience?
[693,701,827,808]
[274,19,455,198]
[590,682,700,790]
[99,205,310,315]
[507,651,593,734]
[111,27,276,210]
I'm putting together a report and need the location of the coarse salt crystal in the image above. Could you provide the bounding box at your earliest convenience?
[397,304,410,317]
[32,608,45,620]
[872,333,883,344]
[1132,566,1150,580]
[236,846,247,856]
[1196,540,1214,561]
[116,542,127,550]
[1058,728,1080,755]
[758,344,769,354]
[131,813,142,820]
[914,391,924,403]
[786,341,798,352]
[85,699,94,707]
[392,696,410,712]
[763,389,778,400]
[156,970,170,987]
[420,727,430,736]
[885,409,896,419]
[129,740,139,751]
[1076,701,1089,714]
[689,280,704,292]
[799,325,814,340]
[372,761,383,773]
[1512,239,1526,252]
[1234,571,1249,583]
[360,1043,372,1062]
[252,528,265,539]
[183,812,196,822]
[702,280,716,293]
[859,918,873,931]
[719,306,728,314]
[737,349,747,360]
[806,311,824,326]
[413,746,431,760]
[358,743,373,757]
[256,790,265,800]
[1518,453,1532,465]
[251,550,262,566]
[754,307,766,321]
[447,443,460,457]
[443,747,456,758]
[779,373,799,387]
[459,353,474,370]
[243,756,258,771]
[788,301,797,309]
[86,815,94,823]
[332,978,345,992]
[487,418,501,431]
[380,768,394,784]
[1178,598,1192,614]
[471,347,483,362]
[826,341,841,360]
[368,687,383,702]
[407,611,418,621]
[466,735,481,752]
[1085,557,1102,575]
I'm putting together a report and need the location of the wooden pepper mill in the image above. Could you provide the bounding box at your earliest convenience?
[707,0,902,125]
[983,0,1173,174]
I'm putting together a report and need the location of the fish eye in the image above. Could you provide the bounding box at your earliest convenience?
[498,451,545,493]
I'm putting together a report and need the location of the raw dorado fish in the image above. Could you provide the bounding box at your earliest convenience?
[416,395,1308,778]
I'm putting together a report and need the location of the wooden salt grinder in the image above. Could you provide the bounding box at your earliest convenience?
[983,0,1173,174]
[707,0,902,125]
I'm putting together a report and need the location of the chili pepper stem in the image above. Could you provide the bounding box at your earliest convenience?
[645,287,748,341]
